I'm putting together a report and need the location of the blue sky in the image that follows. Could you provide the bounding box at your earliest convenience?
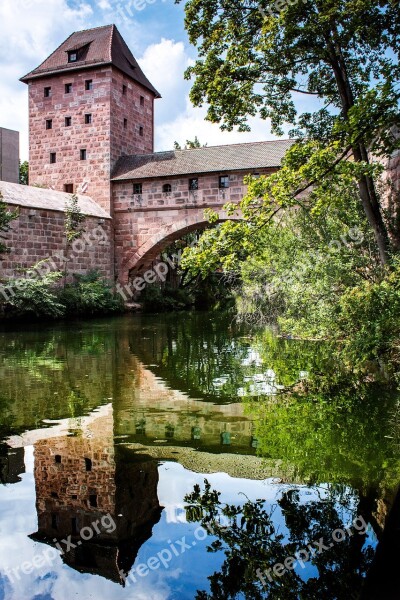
[0,0,284,161]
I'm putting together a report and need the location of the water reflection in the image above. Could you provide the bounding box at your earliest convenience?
[0,313,399,598]
[26,407,162,584]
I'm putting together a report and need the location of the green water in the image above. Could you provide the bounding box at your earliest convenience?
[0,312,398,599]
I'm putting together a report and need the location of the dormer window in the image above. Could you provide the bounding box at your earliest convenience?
[68,51,77,63]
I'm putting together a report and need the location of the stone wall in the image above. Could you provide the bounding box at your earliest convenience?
[1,205,113,282]
[110,68,154,165]
[112,167,276,282]
[27,66,155,213]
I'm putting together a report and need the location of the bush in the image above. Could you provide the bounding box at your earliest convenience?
[0,271,65,318]
[58,271,124,316]
[0,269,124,320]
[337,265,400,365]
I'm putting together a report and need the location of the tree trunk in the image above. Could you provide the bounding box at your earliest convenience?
[326,34,391,265]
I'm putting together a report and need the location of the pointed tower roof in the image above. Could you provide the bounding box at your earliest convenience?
[20,24,161,98]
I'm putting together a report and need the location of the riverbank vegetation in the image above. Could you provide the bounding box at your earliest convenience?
[179,0,400,375]
[0,269,123,319]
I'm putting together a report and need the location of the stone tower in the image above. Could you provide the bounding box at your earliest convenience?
[21,24,160,212]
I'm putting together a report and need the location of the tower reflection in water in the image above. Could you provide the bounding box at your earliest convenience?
[29,406,163,585]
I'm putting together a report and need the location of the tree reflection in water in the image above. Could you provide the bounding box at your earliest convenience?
[185,480,375,600]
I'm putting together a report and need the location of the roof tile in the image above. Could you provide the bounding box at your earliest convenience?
[112,139,294,181]
[0,182,111,219]
[20,24,160,97]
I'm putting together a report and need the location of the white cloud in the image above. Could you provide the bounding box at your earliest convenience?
[1,14,279,163]
[97,0,112,9]
[137,38,278,152]
[0,0,93,159]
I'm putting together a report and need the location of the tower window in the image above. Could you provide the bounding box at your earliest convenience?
[85,79,93,91]
[163,183,172,193]
[89,494,98,508]
[54,454,61,463]
[140,95,145,106]
[80,149,87,161]
[46,119,53,130]
[133,183,142,194]
[219,175,230,189]
[64,184,73,193]
[85,114,92,124]
[84,458,92,471]
[124,118,128,129]
[189,178,199,191]
[65,83,72,94]
[65,116,72,127]
[50,152,57,164]
[44,87,51,98]
[139,126,144,137]
[68,51,77,63]
[122,84,127,95]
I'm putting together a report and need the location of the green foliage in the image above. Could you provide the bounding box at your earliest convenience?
[65,193,85,243]
[0,268,123,320]
[58,270,124,317]
[0,192,18,256]
[19,160,29,185]
[184,479,375,599]
[337,263,400,366]
[180,0,399,137]
[173,136,206,150]
[179,0,400,262]
[2,270,65,318]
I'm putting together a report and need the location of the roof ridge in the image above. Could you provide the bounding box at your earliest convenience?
[119,139,293,160]
[109,24,115,62]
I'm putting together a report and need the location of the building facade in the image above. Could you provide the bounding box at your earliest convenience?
[1,24,294,288]
[0,127,19,184]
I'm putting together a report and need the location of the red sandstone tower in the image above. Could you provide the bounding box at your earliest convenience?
[21,24,160,213]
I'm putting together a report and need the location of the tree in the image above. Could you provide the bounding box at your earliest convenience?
[184,479,375,599]
[174,136,206,149]
[0,192,18,257]
[19,161,29,185]
[179,0,400,264]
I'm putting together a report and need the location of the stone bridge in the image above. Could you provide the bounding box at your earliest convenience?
[112,171,271,285]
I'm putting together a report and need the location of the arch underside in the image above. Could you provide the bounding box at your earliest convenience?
[120,212,241,282]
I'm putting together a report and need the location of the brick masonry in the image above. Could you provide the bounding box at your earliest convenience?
[1,206,113,282]
[113,167,276,283]
[27,66,154,214]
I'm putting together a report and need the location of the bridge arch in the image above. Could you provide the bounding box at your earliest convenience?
[118,211,241,284]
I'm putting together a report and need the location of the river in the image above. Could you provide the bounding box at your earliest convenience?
[0,312,398,599]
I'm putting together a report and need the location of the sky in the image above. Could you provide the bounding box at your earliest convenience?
[0,0,285,161]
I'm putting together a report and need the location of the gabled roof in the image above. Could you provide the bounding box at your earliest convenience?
[112,139,294,181]
[0,181,111,219]
[20,24,161,98]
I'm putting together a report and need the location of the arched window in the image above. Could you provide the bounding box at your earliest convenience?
[163,183,172,193]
